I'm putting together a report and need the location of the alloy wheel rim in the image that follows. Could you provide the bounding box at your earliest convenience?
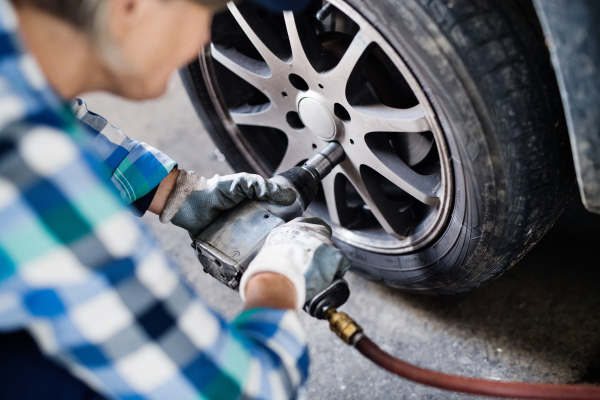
[199,0,453,254]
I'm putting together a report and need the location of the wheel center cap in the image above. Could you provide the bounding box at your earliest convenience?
[298,97,336,140]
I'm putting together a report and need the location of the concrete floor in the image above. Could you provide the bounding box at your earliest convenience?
[84,75,600,400]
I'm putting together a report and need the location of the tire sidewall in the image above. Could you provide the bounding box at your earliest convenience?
[335,0,506,293]
[183,0,572,294]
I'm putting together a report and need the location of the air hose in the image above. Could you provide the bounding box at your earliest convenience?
[324,309,600,400]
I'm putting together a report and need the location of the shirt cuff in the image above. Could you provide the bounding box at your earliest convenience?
[130,186,159,216]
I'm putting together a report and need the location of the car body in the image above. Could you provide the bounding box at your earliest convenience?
[533,0,600,214]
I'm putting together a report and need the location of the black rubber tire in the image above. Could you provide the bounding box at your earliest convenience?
[182,0,575,294]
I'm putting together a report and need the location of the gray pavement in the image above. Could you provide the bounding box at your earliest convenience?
[83,75,600,400]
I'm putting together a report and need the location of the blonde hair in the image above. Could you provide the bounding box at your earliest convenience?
[10,0,120,67]
[10,0,107,32]
[10,0,230,29]
[11,0,224,72]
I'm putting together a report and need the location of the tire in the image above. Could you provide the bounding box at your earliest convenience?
[181,0,574,294]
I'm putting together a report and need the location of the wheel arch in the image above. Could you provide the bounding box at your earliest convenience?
[533,0,600,214]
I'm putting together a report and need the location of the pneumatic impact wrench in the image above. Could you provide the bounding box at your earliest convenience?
[190,142,348,319]
[189,144,600,400]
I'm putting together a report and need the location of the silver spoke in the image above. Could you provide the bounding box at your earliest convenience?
[283,11,312,69]
[228,3,284,68]
[361,151,441,206]
[211,44,270,92]
[230,105,287,131]
[353,104,431,133]
[326,30,372,83]
[321,171,342,226]
[341,164,399,237]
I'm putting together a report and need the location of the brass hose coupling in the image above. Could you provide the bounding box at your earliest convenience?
[324,308,364,346]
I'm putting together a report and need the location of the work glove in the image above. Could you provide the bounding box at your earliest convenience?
[160,170,297,238]
[239,217,351,310]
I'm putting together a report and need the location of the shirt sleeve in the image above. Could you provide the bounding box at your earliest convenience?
[72,98,177,205]
[0,121,309,400]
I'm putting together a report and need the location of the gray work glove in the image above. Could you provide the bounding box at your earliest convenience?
[239,217,351,310]
[160,170,296,238]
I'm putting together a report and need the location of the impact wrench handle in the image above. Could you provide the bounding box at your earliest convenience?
[191,143,349,315]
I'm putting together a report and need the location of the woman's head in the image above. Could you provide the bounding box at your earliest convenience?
[12,0,225,99]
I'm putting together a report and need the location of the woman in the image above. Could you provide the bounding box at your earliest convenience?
[0,0,347,399]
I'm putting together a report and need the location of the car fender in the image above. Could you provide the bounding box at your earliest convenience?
[533,0,600,213]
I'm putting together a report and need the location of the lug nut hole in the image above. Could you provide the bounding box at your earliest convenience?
[286,111,305,130]
[334,103,351,123]
[282,92,288,98]
[312,143,317,149]
[289,74,309,92]
[350,139,354,145]
[318,84,324,89]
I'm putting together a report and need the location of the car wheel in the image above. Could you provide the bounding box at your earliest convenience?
[181,0,574,293]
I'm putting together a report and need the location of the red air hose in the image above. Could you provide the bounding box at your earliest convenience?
[355,336,600,400]
[325,309,600,400]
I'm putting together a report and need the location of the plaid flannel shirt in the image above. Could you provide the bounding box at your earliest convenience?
[72,97,178,206]
[0,1,309,399]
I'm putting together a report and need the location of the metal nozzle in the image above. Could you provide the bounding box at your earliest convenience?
[325,308,364,346]
[316,3,334,21]
[302,142,346,182]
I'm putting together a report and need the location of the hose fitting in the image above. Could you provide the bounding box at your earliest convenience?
[324,308,363,346]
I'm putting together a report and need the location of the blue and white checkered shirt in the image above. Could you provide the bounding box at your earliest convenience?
[0,1,309,399]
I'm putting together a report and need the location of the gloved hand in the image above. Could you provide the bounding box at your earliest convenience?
[239,217,351,310]
[160,170,297,238]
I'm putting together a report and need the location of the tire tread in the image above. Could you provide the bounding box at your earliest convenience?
[182,0,575,294]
